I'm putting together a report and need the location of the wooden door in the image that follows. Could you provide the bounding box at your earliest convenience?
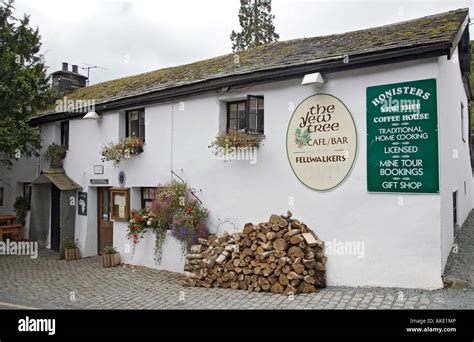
[50,184,61,252]
[98,187,113,255]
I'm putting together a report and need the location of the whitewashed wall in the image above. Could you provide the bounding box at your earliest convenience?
[437,47,473,269]
[1,55,472,288]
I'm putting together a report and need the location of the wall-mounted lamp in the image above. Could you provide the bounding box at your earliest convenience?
[82,110,101,120]
[301,72,326,85]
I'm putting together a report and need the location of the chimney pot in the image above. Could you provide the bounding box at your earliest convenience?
[62,62,68,72]
[72,65,78,73]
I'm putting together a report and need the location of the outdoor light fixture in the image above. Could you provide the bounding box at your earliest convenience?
[82,111,101,120]
[301,72,326,85]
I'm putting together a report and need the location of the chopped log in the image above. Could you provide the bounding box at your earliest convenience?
[301,233,318,247]
[274,251,287,258]
[266,232,277,241]
[243,267,252,275]
[291,262,305,274]
[190,245,203,253]
[256,246,265,256]
[262,268,272,277]
[290,235,304,245]
[288,246,304,259]
[270,283,284,294]
[269,214,281,224]
[298,282,316,293]
[273,238,287,251]
[282,265,291,274]
[278,273,289,286]
[257,232,267,242]
[278,218,288,228]
[262,250,275,259]
[304,275,316,284]
[302,258,316,269]
[290,278,301,287]
[243,223,254,234]
[284,284,297,295]
[287,271,304,280]
[278,257,291,267]
[186,254,203,260]
[198,238,210,246]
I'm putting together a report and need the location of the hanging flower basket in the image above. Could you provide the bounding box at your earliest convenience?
[100,137,144,167]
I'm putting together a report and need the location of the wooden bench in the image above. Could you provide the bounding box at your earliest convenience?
[0,224,23,241]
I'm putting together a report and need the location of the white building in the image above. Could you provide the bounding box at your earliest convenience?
[0,8,472,289]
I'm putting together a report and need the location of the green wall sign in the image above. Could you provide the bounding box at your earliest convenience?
[366,78,439,193]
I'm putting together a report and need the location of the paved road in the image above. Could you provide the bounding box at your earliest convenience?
[0,213,473,310]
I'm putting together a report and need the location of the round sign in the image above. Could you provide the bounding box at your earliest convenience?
[286,93,357,191]
[118,171,126,187]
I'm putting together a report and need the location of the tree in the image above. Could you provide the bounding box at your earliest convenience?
[230,0,279,52]
[0,0,55,167]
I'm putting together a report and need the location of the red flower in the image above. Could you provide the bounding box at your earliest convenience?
[133,233,138,238]
[186,207,192,213]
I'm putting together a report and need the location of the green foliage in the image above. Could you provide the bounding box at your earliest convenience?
[103,245,118,255]
[101,137,144,167]
[171,201,209,254]
[230,0,279,52]
[295,128,311,148]
[62,237,79,249]
[209,131,262,155]
[13,196,29,225]
[0,0,58,167]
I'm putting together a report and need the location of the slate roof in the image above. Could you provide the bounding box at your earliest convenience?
[35,8,469,119]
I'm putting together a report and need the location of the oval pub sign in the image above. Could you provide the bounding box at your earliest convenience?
[286,93,357,191]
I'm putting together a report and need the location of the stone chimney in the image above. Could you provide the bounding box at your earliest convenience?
[51,62,88,93]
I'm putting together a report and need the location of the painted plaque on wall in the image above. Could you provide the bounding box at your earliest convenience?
[78,192,87,216]
[286,93,357,191]
[366,78,439,193]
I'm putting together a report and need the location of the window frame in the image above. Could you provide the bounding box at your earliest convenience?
[141,187,156,209]
[60,121,69,149]
[0,187,3,206]
[110,188,130,221]
[125,108,146,141]
[226,95,264,135]
[461,102,465,143]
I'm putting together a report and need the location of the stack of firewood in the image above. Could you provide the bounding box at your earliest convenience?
[183,211,326,294]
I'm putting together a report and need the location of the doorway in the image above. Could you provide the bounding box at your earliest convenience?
[50,184,61,252]
[98,187,113,255]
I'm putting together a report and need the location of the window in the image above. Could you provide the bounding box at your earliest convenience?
[141,187,156,209]
[227,95,264,134]
[126,109,145,141]
[110,188,130,221]
[23,183,32,209]
[461,103,465,142]
[453,190,458,237]
[60,121,69,148]
[0,187,3,206]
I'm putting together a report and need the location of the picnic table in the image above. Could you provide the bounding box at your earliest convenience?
[0,214,22,240]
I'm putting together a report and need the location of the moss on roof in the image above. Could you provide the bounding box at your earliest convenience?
[46,8,469,113]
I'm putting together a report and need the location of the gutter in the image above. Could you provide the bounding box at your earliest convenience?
[29,42,453,125]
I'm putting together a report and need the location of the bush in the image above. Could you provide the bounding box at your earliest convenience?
[13,196,29,225]
[103,245,118,255]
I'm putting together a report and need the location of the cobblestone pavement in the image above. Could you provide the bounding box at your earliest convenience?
[0,251,472,310]
[0,213,473,310]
